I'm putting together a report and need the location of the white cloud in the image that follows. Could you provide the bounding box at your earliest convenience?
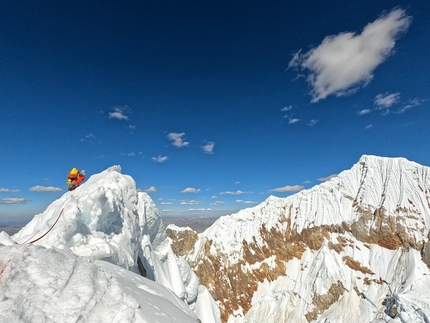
[94,155,105,159]
[143,186,156,193]
[29,186,63,192]
[181,187,201,193]
[288,118,300,124]
[180,200,200,205]
[167,132,189,148]
[160,201,173,205]
[220,190,246,195]
[281,105,293,112]
[318,174,338,182]
[374,92,401,109]
[152,155,168,163]
[109,105,130,120]
[236,200,258,204]
[210,201,225,206]
[365,124,374,130]
[201,141,215,154]
[0,197,31,204]
[0,188,20,193]
[269,185,304,193]
[307,119,318,126]
[357,109,371,116]
[394,97,424,114]
[289,8,411,102]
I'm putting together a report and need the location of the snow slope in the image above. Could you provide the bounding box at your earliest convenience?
[1,166,220,323]
[177,155,430,323]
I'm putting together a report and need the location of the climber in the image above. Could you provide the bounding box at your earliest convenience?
[67,168,86,191]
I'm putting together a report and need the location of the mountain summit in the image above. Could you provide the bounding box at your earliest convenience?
[169,155,430,323]
[1,166,220,323]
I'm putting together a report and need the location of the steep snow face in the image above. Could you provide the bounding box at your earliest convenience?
[7,166,220,323]
[179,156,430,323]
[0,244,199,323]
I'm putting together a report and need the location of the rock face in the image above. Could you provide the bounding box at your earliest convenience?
[168,156,430,323]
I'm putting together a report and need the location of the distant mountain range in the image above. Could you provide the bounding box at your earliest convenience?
[167,155,430,323]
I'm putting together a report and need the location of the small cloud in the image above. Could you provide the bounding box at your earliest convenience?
[81,133,96,141]
[94,155,105,159]
[201,141,215,154]
[357,109,371,116]
[143,186,156,193]
[236,200,258,204]
[365,124,374,129]
[220,190,246,195]
[235,181,240,184]
[0,188,20,193]
[0,197,31,204]
[167,132,189,148]
[318,174,338,182]
[307,119,318,126]
[394,97,424,114]
[181,187,201,193]
[210,201,225,206]
[289,118,300,124]
[29,185,62,192]
[161,201,173,205]
[152,155,168,163]
[128,152,136,157]
[180,200,200,205]
[289,9,411,102]
[281,105,293,112]
[109,105,130,120]
[269,185,304,193]
[374,93,400,109]
[129,125,136,129]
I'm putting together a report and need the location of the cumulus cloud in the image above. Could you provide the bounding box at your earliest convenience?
[269,185,304,193]
[289,8,411,102]
[288,118,300,124]
[167,132,189,148]
[109,105,130,120]
[181,187,201,193]
[374,92,401,109]
[152,155,168,163]
[307,119,319,126]
[0,197,31,204]
[318,174,338,182]
[201,141,215,154]
[236,200,258,204]
[0,188,20,193]
[220,190,247,195]
[210,201,225,206]
[357,109,372,116]
[281,105,293,112]
[143,186,156,193]
[180,200,200,205]
[29,186,62,192]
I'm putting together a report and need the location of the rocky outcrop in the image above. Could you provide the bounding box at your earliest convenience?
[169,156,430,323]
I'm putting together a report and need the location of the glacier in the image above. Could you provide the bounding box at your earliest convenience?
[0,165,220,323]
[173,155,430,323]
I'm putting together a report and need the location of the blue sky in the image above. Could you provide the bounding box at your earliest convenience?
[1,1,429,222]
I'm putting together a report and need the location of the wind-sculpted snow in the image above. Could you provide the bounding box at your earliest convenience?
[177,155,430,323]
[0,244,199,323]
[3,166,220,323]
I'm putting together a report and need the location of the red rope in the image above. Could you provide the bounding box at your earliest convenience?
[29,208,64,244]
[0,259,11,282]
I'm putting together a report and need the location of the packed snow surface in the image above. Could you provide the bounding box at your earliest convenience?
[1,166,220,323]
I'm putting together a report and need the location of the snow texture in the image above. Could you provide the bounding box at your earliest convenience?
[1,166,220,323]
[187,155,430,323]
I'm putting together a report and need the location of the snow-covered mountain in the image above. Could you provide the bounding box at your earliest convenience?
[0,166,220,323]
[168,155,430,323]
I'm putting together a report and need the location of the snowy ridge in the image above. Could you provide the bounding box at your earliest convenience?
[1,166,220,323]
[179,155,430,323]
[196,155,430,264]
